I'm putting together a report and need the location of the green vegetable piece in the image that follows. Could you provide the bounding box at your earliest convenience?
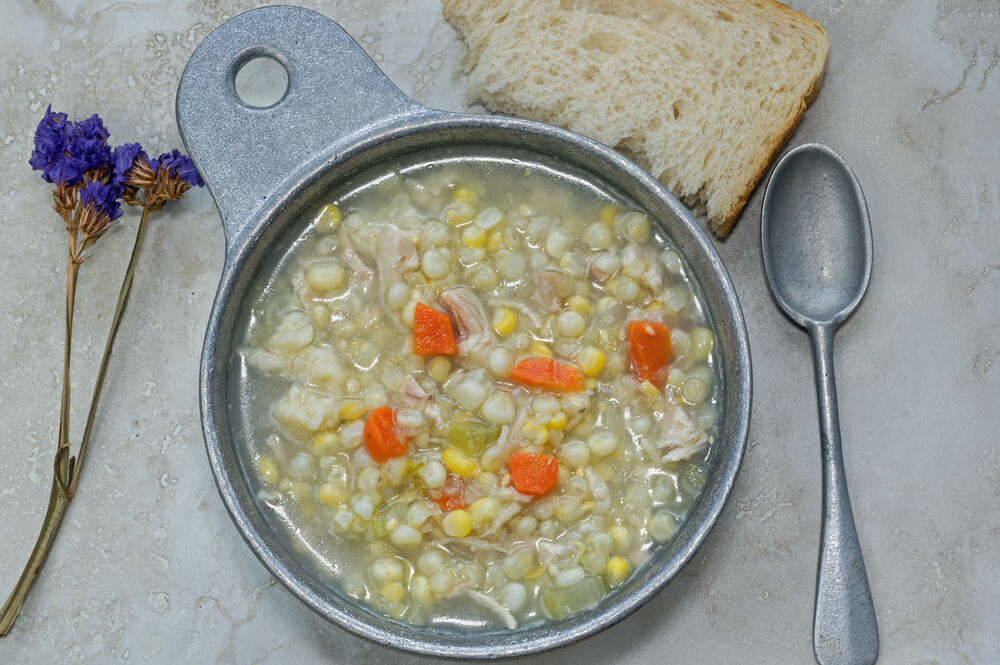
[679,464,707,498]
[541,575,608,620]
[370,511,388,539]
[448,416,501,456]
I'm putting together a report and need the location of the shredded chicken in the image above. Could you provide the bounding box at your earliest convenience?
[375,226,418,284]
[440,287,494,362]
[338,225,374,278]
[584,467,612,514]
[659,406,710,462]
[534,268,569,313]
[443,588,517,630]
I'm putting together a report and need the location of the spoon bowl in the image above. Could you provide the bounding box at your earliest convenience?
[762,145,872,327]
[761,143,878,665]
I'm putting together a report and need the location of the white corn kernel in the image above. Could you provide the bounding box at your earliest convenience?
[390,524,423,547]
[386,281,410,310]
[305,259,345,291]
[421,249,450,279]
[481,391,516,424]
[556,310,586,338]
[584,222,613,250]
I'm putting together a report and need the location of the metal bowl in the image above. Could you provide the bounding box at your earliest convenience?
[177,6,751,659]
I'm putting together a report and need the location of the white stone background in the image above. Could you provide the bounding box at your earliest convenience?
[0,0,996,663]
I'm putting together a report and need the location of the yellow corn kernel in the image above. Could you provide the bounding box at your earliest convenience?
[585,377,599,391]
[445,207,475,226]
[640,380,661,400]
[524,564,546,580]
[311,431,340,456]
[607,556,630,584]
[567,295,591,316]
[339,400,369,421]
[257,457,279,484]
[382,581,407,602]
[486,229,505,252]
[648,300,665,313]
[492,308,517,336]
[577,346,606,377]
[521,418,549,446]
[599,204,617,225]
[547,412,568,431]
[315,203,342,233]
[452,187,479,205]
[318,483,342,506]
[461,225,487,248]
[529,341,553,357]
[442,509,472,537]
[442,447,479,479]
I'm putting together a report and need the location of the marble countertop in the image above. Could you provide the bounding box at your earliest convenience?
[1,1,996,663]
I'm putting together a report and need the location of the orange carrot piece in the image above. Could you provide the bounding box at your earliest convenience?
[628,320,672,387]
[509,452,560,496]
[428,474,466,511]
[413,302,457,355]
[363,406,407,462]
[509,356,584,392]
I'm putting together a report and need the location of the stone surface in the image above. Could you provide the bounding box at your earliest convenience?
[0,1,997,663]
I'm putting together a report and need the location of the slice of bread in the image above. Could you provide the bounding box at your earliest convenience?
[442,0,829,237]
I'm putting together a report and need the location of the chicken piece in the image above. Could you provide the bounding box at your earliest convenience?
[375,226,418,281]
[659,405,710,462]
[440,287,495,362]
[338,225,374,279]
[534,268,571,313]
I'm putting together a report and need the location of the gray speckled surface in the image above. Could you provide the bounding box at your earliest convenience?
[1,1,997,663]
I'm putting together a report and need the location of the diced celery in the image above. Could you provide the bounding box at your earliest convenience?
[540,575,607,620]
[679,464,707,499]
[370,511,388,539]
[448,416,501,456]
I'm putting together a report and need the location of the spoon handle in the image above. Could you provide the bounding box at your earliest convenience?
[809,325,879,665]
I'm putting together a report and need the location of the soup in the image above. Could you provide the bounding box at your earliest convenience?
[233,149,719,630]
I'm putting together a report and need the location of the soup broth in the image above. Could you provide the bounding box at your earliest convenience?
[232,148,720,631]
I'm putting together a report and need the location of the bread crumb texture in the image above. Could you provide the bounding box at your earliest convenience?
[442,0,829,236]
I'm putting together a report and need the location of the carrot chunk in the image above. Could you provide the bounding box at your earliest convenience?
[413,302,457,355]
[363,406,407,462]
[509,452,560,496]
[509,356,584,392]
[628,320,672,387]
[428,474,466,511]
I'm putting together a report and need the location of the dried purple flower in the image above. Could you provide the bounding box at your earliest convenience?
[28,105,72,184]
[154,149,204,187]
[78,180,123,238]
[29,108,115,186]
[112,142,146,187]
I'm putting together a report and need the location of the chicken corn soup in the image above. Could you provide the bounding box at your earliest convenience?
[234,149,720,631]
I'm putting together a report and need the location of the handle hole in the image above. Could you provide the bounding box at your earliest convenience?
[235,55,289,108]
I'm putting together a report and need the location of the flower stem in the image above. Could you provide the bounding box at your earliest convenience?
[0,238,81,637]
[0,476,71,637]
[67,206,152,498]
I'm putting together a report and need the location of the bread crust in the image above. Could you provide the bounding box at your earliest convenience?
[444,0,830,238]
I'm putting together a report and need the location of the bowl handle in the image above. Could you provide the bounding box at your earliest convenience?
[176,6,432,250]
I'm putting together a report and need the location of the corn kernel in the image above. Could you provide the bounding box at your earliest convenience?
[340,400,368,421]
[442,447,479,479]
[521,418,549,446]
[453,187,478,205]
[547,412,568,431]
[257,457,279,484]
[487,230,505,252]
[492,308,517,336]
[607,556,630,584]
[443,509,472,537]
[640,380,661,400]
[577,346,606,377]
[567,295,591,315]
[599,204,617,225]
[648,300,665,312]
[315,203,342,233]
[382,581,407,602]
[468,497,500,526]
[318,483,342,506]
[529,341,553,357]
[461,225,487,247]
[311,431,340,456]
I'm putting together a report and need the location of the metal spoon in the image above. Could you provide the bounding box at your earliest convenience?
[761,143,878,665]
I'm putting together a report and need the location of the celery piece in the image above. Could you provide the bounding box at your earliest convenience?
[540,575,608,620]
[448,416,501,456]
[679,463,707,499]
